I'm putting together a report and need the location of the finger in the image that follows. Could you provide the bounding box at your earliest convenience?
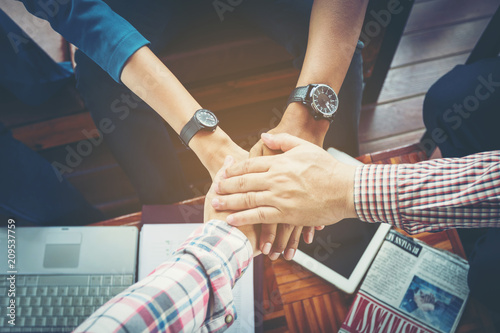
[315,225,325,231]
[216,173,269,195]
[260,224,277,256]
[212,192,271,211]
[302,227,315,244]
[226,206,281,226]
[208,156,234,196]
[269,224,295,260]
[249,140,264,158]
[261,133,310,152]
[260,141,282,156]
[284,226,302,261]
[225,156,274,178]
[205,156,233,222]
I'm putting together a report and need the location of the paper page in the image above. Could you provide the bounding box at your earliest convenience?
[139,224,255,333]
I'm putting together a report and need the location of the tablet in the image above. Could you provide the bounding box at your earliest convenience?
[293,219,391,294]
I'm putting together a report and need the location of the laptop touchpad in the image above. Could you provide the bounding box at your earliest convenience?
[43,232,82,268]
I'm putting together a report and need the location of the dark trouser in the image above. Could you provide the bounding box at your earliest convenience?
[74,0,364,205]
[423,57,500,313]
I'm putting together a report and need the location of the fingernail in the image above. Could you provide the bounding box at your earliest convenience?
[215,182,220,194]
[211,198,220,209]
[261,133,273,141]
[226,215,234,224]
[284,249,295,261]
[269,252,280,261]
[224,155,233,166]
[261,242,272,255]
[306,232,313,244]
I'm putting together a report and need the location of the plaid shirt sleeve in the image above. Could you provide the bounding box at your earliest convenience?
[74,220,253,333]
[354,151,500,234]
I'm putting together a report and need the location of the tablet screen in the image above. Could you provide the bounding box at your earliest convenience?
[297,218,380,279]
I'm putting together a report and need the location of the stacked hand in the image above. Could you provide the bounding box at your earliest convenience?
[211,133,358,259]
[205,155,261,257]
[204,103,358,261]
[242,113,327,261]
[414,291,436,312]
[205,138,319,260]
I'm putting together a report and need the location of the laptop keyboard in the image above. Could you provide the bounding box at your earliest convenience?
[0,274,134,332]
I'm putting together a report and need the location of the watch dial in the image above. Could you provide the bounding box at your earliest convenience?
[196,110,218,127]
[311,85,338,117]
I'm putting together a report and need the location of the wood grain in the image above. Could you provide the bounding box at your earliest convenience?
[360,128,426,155]
[392,18,490,67]
[378,53,468,103]
[359,95,425,143]
[405,0,500,34]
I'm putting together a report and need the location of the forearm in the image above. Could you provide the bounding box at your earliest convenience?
[354,151,500,233]
[283,0,368,138]
[75,221,253,332]
[120,46,234,172]
[298,0,367,91]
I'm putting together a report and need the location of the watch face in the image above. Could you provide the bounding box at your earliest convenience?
[196,109,218,128]
[311,84,338,117]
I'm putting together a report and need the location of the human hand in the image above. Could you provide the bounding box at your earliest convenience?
[185,125,248,180]
[246,104,331,260]
[198,130,249,180]
[213,133,357,228]
[414,292,436,312]
[249,103,328,157]
[205,156,260,257]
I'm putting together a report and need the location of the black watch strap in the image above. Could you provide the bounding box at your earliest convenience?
[179,116,201,147]
[179,109,218,147]
[287,84,336,123]
[286,85,311,105]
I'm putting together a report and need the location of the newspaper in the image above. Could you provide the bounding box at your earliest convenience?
[340,230,469,333]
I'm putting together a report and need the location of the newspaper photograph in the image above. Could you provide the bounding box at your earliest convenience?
[340,230,469,333]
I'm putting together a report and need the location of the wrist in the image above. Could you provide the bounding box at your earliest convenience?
[332,160,357,220]
[237,225,261,257]
[280,103,330,146]
[344,165,357,220]
[189,127,232,174]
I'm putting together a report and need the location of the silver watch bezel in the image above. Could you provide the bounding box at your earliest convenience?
[310,84,339,119]
[195,109,218,129]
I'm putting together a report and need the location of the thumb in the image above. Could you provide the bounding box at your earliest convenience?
[261,133,308,152]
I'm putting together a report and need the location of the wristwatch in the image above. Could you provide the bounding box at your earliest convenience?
[287,84,339,122]
[180,109,219,147]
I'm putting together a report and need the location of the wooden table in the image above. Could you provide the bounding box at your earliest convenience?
[94,144,495,333]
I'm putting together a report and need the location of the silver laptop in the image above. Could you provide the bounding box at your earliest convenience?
[0,226,138,332]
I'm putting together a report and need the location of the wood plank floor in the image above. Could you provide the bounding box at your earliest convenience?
[358,0,500,155]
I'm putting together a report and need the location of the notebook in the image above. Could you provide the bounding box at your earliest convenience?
[0,226,138,332]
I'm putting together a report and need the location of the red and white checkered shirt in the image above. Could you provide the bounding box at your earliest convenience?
[354,151,500,234]
[74,220,253,333]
